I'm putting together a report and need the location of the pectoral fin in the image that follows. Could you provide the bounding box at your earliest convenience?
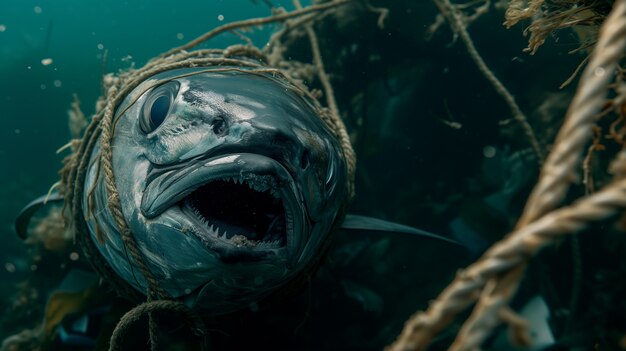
[15,192,64,239]
[340,214,462,246]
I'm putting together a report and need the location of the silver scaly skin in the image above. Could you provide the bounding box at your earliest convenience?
[83,68,348,314]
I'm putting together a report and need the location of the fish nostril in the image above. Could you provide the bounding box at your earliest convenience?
[300,150,310,170]
[212,116,227,135]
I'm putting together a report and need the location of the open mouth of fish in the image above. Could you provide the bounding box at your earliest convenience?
[141,153,303,263]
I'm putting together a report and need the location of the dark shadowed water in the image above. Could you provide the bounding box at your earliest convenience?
[0,1,592,350]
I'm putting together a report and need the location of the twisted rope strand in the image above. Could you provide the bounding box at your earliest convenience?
[432,0,544,163]
[387,0,626,350]
[450,2,626,348]
[108,300,206,351]
[159,0,352,58]
[516,0,626,228]
[387,156,626,351]
[293,0,356,197]
[99,85,170,300]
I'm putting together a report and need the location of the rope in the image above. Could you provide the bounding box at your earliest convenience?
[386,0,626,349]
[432,0,544,163]
[159,0,352,57]
[100,84,171,300]
[293,0,356,196]
[108,300,206,351]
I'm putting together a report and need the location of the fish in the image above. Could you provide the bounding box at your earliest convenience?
[16,68,462,314]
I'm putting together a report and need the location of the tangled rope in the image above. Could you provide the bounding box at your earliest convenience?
[432,0,544,163]
[108,300,207,351]
[58,1,358,350]
[387,0,626,350]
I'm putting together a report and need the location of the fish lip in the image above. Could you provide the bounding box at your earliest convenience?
[141,153,302,265]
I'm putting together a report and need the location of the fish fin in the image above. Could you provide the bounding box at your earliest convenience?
[15,191,64,240]
[340,214,462,246]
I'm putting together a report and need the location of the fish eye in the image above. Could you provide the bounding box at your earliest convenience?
[140,81,180,133]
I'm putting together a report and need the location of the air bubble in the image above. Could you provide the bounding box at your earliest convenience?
[5,263,16,273]
[483,146,496,158]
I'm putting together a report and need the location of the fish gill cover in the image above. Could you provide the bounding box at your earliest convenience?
[1,0,626,351]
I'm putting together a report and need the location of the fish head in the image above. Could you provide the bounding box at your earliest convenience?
[83,68,349,313]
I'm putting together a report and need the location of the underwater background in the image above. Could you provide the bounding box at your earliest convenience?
[0,0,605,350]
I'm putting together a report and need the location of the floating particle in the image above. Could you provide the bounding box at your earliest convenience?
[69,252,79,261]
[30,264,38,271]
[483,146,496,158]
[440,120,461,129]
[53,80,62,88]
[218,14,224,21]
[34,6,42,14]
[14,129,21,134]
[176,32,184,40]
[27,66,32,70]
[0,25,6,32]
[40,84,47,90]
[5,263,16,273]
[97,43,104,50]
[41,57,53,66]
